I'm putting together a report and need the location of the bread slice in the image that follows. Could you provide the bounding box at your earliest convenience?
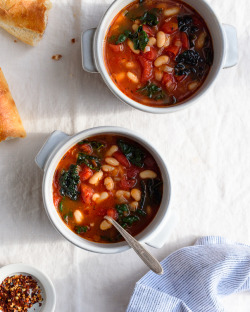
[0,68,26,142]
[0,0,52,46]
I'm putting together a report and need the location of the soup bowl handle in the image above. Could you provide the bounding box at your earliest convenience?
[145,211,177,249]
[35,131,69,171]
[81,28,99,73]
[222,24,238,69]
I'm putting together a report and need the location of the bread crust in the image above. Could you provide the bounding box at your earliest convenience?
[0,68,26,142]
[0,0,52,45]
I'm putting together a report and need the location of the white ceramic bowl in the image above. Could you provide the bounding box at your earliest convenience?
[0,264,56,312]
[35,126,174,254]
[81,0,238,113]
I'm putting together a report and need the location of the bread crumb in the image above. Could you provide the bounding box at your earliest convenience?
[14,40,17,43]
[52,54,62,61]
[71,38,76,44]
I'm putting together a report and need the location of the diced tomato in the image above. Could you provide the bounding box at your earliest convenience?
[162,73,177,93]
[80,184,94,205]
[165,45,180,58]
[161,18,178,34]
[96,208,107,217]
[142,25,155,37]
[175,75,187,82]
[79,166,93,181]
[142,47,158,61]
[109,43,124,52]
[120,176,136,190]
[144,156,156,168]
[107,208,118,220]
[127,166,140,179]
[181,32,189,50]
[113,151,131,168]
[138,55,153,83]
[53,194,61,207]
[80,143,92,155]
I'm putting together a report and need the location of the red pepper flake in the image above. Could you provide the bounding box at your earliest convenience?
[0,274,43,311]
[52,54,62,61]
[71,38,76,44]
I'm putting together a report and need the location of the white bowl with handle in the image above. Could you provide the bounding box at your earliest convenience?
[35,126,174,254]
[81,0,238,113]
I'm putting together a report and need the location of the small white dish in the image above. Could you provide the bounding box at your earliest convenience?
[0,264,56,312]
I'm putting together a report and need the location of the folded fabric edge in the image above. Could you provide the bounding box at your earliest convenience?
[195,236,250,248]
[126,283,192,312]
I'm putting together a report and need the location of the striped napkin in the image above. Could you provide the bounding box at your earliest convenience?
[127,236,250,312]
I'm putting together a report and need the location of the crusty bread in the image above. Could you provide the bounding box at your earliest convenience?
[0,68,26,142]
[0,0,52,46]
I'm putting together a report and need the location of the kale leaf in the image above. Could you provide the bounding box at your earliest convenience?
[77,153,101,171]
[137,83,165,100]
[122,215,140,226]
[147,179,163,205]
[59,165,80,201]
[175,50,205,78]
[118,139,145,167]
[75,226,88,234]
[115,204,129,218]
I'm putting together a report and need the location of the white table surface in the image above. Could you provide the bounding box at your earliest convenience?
[0,0,250,311]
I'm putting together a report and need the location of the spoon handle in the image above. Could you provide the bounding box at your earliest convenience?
[105,216,163,275]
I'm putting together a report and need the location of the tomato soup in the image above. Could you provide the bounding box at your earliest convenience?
[52,135,163,243]
[104,0,213,107]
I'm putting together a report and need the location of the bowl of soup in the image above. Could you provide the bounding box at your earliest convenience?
[81,0,238,113]
[35,127,172,254]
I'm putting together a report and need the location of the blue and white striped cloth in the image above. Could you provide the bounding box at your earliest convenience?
[127,236,250,312]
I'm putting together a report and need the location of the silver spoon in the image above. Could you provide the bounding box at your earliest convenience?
[104,216,163,275]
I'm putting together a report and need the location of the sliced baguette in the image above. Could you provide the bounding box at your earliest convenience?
[0,68,26,142]
[0,0,52,46]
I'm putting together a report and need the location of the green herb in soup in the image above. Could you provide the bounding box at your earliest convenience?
[52,135,163,243]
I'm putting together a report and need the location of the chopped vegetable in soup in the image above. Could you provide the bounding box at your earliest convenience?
[104,0,213,107]
[52,135,163,243]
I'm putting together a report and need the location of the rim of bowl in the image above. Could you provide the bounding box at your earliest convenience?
[94,0,225,114]
[42,126,171,254]
[0,263,56,312]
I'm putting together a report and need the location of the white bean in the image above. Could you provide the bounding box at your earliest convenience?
[104,177,114,191]
[155,69,163,81]
[127,71,139,83]
[160,64,174,73]
[146,205,152,215]
[131,189,141,201]
[106,145,118,157]
[102,165,115,172]
[148,37,156,46]
[116,190,131,199]
[89,171,103,185]
[105,157,119,166]
[188,81,199,91]
[154,55,169,67]
[96,192,109,203]
[140,170,157,179]
[74,210,84,224]
[115,72,126,81]
[130,201,139,211]
[127,39,140,54]
[100,220,112,230]
[126,62,136,69]
[164,35,171,47]
[92,193,100,202]
[156,31,166,48]
[132,24,139,32]
[163,7,180,17]
[196,32,206,49]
